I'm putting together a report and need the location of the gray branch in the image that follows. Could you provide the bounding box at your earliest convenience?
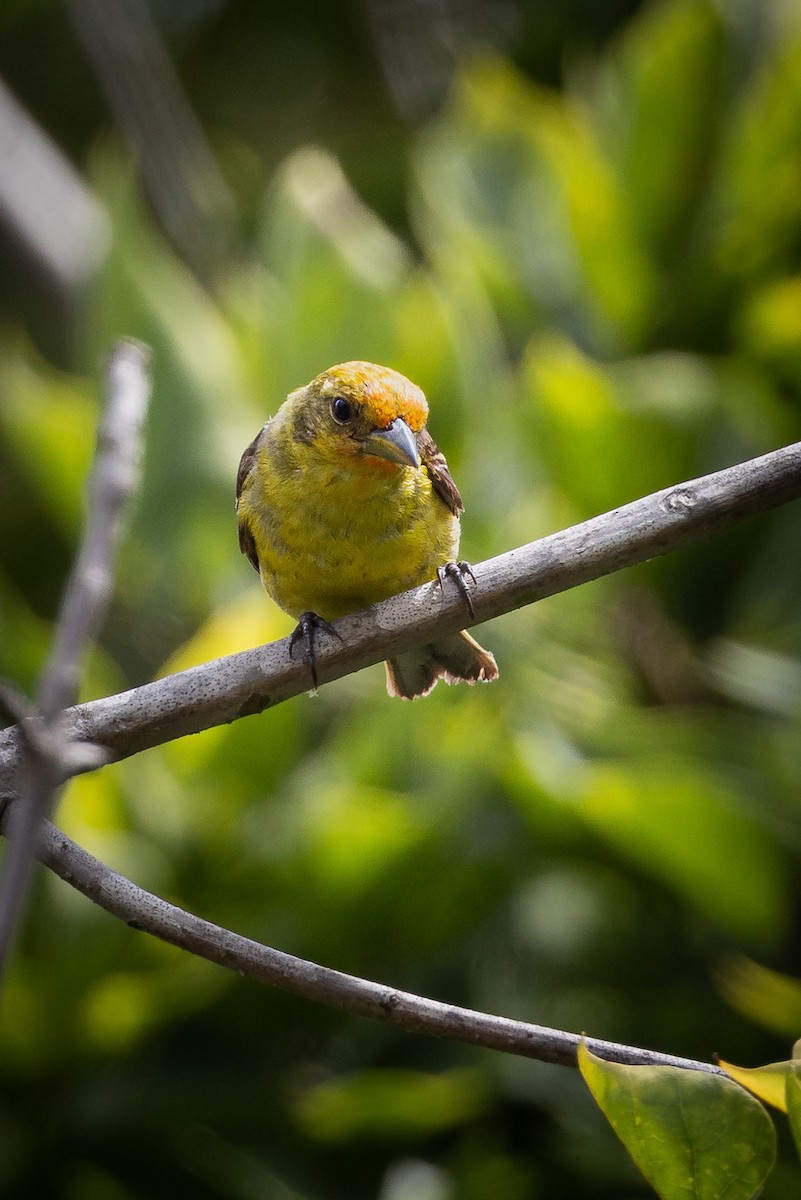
[37,819,724,1076]
[38,341,152,718]
[0,340,151,975]
[3,422,799,1072]
[2,438,800,802]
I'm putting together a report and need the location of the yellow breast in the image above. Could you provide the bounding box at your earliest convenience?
[238,424,460,620]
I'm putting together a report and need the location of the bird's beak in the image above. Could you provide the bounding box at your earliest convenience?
[362,417,420,468]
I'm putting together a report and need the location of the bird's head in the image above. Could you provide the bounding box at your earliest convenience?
[287,361,428,469]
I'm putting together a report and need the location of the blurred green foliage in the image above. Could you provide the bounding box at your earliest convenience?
[3,0,801,1196]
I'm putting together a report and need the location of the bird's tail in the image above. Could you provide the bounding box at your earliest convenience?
[385,630,499,699]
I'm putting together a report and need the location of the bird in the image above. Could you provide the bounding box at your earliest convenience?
[235,361,498,698]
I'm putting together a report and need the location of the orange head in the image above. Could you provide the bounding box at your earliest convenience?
[313,362,429,433]
[286,361,429,469]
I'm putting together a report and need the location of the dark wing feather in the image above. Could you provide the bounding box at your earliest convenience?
[418,429,463,517]
[236,423,269,573]
[236,424,267,501]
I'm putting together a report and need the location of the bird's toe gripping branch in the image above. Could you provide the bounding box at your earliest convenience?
[288,611,344,689]
[436,561,477,619]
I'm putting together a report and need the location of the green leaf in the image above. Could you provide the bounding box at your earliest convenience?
[718,1054,801,1168]
[578,1043,776,1199]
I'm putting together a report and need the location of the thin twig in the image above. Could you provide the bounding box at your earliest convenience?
[37,820,725,1076]
[0,340,151,978]
[39,341,151,717]
[1,439,800,801]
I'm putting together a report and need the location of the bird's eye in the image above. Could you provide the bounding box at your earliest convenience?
[331,396,352,424]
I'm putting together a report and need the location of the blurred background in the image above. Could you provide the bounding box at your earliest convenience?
[2,0,801,1196]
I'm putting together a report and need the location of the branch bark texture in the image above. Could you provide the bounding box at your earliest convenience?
[1,438,800,804]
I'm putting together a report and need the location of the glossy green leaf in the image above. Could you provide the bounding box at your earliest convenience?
[579,1043,776,1199]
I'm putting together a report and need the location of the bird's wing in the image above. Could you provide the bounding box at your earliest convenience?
[418,429,464,517]
[236,422,270,573]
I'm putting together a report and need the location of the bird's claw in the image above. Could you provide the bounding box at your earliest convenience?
[437,560,477,618]
[289,611,343,689]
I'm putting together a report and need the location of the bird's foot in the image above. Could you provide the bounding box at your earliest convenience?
[289,611,343,689]
[436,560,477,619]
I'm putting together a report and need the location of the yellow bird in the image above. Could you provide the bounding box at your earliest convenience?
[236,361,498,698]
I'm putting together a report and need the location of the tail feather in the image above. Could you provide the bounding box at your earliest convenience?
[385,630,499,699]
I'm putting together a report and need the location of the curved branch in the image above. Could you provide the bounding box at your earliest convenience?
[7,435,799,1073]
[38,820,724,1076]
[2,439,801,803]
